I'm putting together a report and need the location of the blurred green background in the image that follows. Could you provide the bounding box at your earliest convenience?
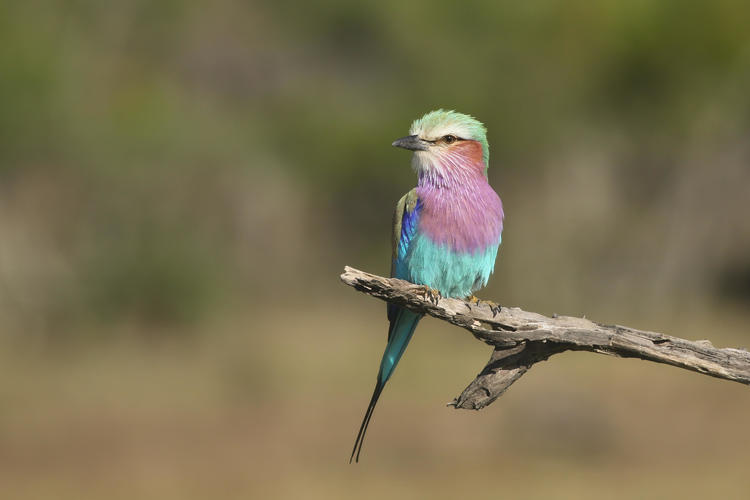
[1,1,749,498]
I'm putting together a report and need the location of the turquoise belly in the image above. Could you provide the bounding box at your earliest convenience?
[399,233,500,298]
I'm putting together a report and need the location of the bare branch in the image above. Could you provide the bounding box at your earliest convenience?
[341,266,750,410]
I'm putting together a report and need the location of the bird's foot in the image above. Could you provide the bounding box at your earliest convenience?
[467,295,502,317]
[416,285,442,306]
[486,300,502,317]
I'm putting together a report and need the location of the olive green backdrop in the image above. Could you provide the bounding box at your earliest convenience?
[1,1,749,498]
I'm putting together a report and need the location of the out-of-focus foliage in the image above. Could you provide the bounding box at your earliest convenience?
[0,1,749,498]
[2,0,749,329]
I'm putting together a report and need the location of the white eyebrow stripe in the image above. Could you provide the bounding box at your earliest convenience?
[413,122,476,142]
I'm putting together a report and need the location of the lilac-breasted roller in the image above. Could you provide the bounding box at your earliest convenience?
[350,110,504,462]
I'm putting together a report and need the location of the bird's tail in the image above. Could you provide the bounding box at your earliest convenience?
[350,308,422,463]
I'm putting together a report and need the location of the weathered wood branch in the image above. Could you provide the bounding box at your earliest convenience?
[341,266,750,410]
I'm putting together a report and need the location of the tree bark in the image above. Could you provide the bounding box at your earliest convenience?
[340,266,750,410]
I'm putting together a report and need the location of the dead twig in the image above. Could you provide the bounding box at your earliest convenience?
[341,266,750,409]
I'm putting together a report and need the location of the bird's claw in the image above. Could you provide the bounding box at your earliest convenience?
[488,301,502,317]
[467,295,501,317]
[417,285,441,305]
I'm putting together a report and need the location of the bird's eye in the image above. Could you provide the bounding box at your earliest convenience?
[443,135,457,144]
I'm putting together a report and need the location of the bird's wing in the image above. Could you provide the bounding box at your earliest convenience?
[391,188,421,278]
[388,188,421,328]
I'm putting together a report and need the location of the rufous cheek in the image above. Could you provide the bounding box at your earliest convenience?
[451,141,485,170]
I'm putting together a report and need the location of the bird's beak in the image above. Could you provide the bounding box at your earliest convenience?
[392,135,429,151]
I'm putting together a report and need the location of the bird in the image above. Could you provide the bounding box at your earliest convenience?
[350,110,504,462]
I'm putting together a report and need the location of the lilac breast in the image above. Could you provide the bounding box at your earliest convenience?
[416,175,503,254]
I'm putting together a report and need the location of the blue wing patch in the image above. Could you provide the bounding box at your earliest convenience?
[388,194,422,330]
[395,197,421,278]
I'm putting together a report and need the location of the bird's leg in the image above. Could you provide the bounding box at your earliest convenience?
[416,285,441,305]
[467,295,502,317]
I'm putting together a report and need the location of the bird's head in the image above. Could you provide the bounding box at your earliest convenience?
[392,109,489,181]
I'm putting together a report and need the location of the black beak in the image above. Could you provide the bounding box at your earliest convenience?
[392,135,429,151]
